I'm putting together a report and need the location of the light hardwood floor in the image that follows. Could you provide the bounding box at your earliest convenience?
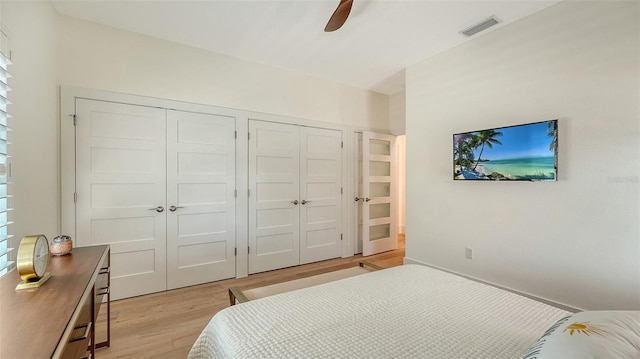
[95,235,405,359]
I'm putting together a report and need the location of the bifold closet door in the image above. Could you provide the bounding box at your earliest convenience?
[248,121,300,274]
[75,99,168,300]
[166,110,236,290]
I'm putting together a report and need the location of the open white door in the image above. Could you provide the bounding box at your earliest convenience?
[165,110,236,289]
[362,132,397,256]
[75,99,167,300]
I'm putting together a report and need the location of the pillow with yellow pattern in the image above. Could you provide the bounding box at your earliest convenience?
[521,310,640,359]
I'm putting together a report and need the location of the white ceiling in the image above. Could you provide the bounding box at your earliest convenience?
[51,0,559,95]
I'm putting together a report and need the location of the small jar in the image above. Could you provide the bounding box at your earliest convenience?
[50,235,73,256]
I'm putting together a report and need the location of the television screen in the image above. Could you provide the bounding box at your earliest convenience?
[453,119,558,181]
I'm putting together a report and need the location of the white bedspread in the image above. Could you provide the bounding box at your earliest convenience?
[189,264,570,358]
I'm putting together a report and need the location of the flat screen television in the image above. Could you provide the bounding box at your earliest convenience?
[453,119,557,181]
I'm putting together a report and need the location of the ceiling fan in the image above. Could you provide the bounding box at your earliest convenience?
[324,0,353,32]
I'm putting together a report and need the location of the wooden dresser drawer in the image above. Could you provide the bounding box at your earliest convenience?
[95,247,111,350]
[61,294,93,359]
[95,264,110,315]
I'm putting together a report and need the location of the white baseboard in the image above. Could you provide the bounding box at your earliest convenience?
[403,256,581,313]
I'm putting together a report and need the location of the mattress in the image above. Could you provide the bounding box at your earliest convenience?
[189,264,570,358]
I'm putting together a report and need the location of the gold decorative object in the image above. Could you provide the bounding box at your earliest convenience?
[16,234,51,290]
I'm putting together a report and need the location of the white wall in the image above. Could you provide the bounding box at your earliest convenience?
[405,0,639,310]
[1,1,390,258]
[389,90,406,135]
[2,1,59,243]
[55,14,389,131]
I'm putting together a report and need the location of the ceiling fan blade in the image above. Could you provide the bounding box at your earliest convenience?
[324,0,353,32]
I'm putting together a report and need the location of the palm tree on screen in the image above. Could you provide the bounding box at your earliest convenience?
[547,120,558,168]
[472,129,503,171]
[454,133,475,169]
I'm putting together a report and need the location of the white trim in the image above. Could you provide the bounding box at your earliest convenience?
[403,257,581,313]
[341,127,352,257]
[234,113,249,277]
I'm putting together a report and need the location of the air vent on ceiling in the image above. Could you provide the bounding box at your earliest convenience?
[460,16,502,37]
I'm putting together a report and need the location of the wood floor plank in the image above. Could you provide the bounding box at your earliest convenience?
[95,236,405,358]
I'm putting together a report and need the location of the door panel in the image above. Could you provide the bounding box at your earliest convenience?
[299,127,342,264]
[77,101,237,299]
[75,99,167,300]
[362,132,397,256]
[249,121,300,274]
[166,110,236,289]
[355,133,364,254]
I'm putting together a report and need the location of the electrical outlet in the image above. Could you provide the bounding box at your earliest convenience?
[465,247,473,259]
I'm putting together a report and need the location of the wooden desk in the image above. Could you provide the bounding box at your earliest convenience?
[0,245,110,358]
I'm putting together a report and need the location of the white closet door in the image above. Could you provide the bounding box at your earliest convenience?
[299,127,342,264]
[248,120,300,274]
[75,99,167,300]
[355,132,364,254]
[166,110,236,289]
[362,132,397,256]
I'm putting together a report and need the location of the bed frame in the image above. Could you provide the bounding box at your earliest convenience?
[228,261,382,306]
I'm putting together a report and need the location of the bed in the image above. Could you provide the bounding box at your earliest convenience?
[189,264,640,358]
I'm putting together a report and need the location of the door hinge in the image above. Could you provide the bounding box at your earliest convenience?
[248,246,250,254]
[234,189,237,198]
[248,132,251,140]
[341,141,343,148]
[248,189,250,197]
[71,114,77,126]
[341,187,343,195]
[234,130,237,139]
[74,192,77,203]
[234,247,237,256]
[341,233,343,241]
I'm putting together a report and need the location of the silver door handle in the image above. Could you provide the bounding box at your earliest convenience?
[149,206,164,213]
[301,200,311,205]
[291,200,299,205]
[169,206,184,212]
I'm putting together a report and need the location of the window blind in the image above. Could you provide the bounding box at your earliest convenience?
[0,29,12,277]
